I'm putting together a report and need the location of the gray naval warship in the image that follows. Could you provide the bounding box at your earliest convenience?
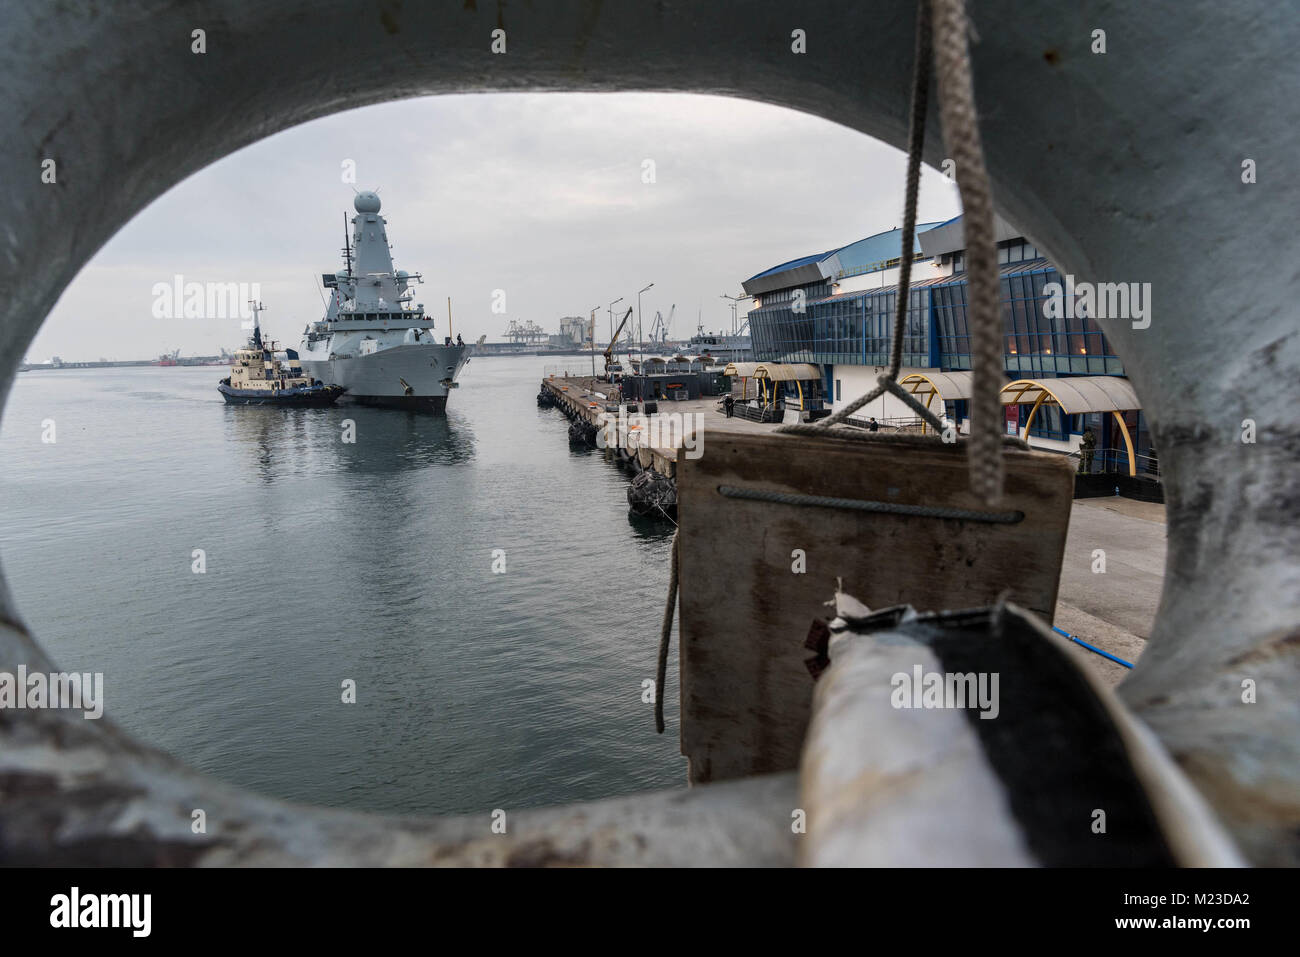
[299,191,468,412]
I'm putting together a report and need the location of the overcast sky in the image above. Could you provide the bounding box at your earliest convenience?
[29,93,961,362]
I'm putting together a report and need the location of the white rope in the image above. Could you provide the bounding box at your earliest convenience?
[782,0,933,435]
[931,0,1004,502]
[781,0,1006,504]
[654,530,679,734]
[652,0,1010,736]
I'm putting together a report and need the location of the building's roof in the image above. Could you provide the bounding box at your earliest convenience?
[742,256,836,297]
[822,223,943,279]
[918,213,1025,258]
[806,258,1054,307]
[746,250,837,283]
[742,216,1037,300]
[742,224,943,297]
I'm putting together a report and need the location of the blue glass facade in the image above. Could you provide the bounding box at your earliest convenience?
[747,258,1146,449]
[750,259,1124,378]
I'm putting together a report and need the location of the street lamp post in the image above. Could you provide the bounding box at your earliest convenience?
[608,297,624,348]
[638,282,654,364]
[721,293,751,335]
[589,305,600,377]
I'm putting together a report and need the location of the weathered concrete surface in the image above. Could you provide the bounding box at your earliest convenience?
[0,0,1296,862]
[1058,498,1167,641]
[1054,600,1146,688]
[1052,497,1165,686]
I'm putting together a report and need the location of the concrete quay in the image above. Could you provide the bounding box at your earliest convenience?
[540,375,1165,688]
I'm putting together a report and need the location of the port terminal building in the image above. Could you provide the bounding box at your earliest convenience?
[740,216,1153,479]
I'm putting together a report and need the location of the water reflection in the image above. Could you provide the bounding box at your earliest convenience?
[332,407,476,474]
[626,510,675,539]
[224,404,476,481]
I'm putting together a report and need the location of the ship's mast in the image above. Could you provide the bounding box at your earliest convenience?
[248,299,264,350]
[342,213,353,276]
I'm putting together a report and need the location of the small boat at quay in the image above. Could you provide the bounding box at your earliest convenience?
[218,301,345,407]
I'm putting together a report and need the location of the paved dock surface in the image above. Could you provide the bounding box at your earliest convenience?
[546,375,1162,687]
[1055,497,1165,686]
[543,374,785,435]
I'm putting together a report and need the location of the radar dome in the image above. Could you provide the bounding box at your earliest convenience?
[354,191,381,213]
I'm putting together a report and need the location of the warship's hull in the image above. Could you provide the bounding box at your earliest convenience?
[299,343,467,415]
[353,393,447,413]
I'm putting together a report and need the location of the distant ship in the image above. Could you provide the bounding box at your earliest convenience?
[157,348,231,367]
[687,329,753,363]
[299,191,469,413]
[219,301,345,407]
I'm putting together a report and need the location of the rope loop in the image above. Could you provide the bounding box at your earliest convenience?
[777,0,1005,504]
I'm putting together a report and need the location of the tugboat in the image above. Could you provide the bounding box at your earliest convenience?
[298,191,469,413]
[218,301,346,406]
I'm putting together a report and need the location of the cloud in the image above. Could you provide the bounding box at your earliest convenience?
[26,92,960,361]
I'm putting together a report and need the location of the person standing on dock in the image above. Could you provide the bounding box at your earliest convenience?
[724,393,735,418]
[1080,427,1096,473]
[868,417,880,432]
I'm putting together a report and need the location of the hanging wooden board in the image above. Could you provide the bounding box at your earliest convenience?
[675,431,1074,784]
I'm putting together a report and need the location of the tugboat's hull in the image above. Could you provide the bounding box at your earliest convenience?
[299,343,467,415]
[218,382,346,407]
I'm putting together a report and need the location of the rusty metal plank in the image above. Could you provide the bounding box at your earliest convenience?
[676,431,1074,783]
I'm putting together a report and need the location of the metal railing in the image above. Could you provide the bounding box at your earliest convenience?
[842,414,928,433]
[1068,446,1160,478]
[544,363,602,379]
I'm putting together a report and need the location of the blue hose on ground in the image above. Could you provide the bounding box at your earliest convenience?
[1052,625,1135,669]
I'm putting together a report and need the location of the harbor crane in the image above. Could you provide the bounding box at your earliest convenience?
[502,319,547,345]
[648,304,675,345]
[603,306,634,378]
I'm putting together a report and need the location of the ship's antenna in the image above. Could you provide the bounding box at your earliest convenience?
[248,299,264,350]
[342,213,353,275]
[447,297,453,340]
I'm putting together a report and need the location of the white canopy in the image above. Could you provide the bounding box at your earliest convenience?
[753,362,822,382]
[1001,375,1141,412]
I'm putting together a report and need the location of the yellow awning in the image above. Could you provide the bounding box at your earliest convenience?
[753,362,822,381]
[1000,376,1140,413]
[900,370,974,402]
[723,362,760,378]
[1000,375,1142,477]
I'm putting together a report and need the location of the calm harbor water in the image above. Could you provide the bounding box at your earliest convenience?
[0,355,682,815]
